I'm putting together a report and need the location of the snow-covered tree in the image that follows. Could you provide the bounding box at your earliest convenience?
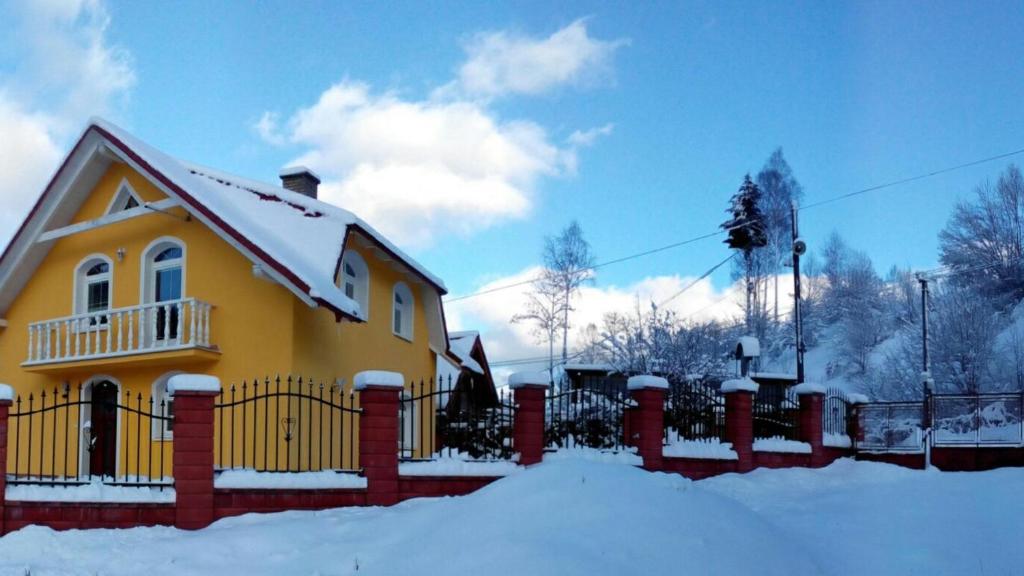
[722,174,768,334]
[928,283,1003,394]
[939,164,1024,306]
[756,148,804,322]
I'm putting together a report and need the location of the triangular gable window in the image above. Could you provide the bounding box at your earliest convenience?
[106,181,144,215]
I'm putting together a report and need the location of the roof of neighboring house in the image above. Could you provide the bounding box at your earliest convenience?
[563,362,616,373]
[448,331,485,374]
[0,118,447,324]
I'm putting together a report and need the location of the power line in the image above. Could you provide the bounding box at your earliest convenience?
[489,349,587,367]
[800,147,1024,211]
[656,253,736,308]
[444,145,1024,304]
[443,229,726,303]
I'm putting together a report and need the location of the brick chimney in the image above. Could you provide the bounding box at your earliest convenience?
[279,166,321,199]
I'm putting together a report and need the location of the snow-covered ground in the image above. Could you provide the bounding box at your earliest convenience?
[1,458,1021,575]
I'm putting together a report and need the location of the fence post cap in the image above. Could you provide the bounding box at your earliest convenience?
[720,377,759,394]
[0,383,12,402]
[793,382,826,396]
[847,393,871,405]
[353,370,405,390]
[508,371,550,389]
[167,374,221,394]
[626,375,669,390]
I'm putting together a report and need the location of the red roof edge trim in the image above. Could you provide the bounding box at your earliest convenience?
[92,125,360,323]
[348,223,447,295]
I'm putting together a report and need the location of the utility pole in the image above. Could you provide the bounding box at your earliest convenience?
[917,273,934,467]
[791,202,807,384]
[917,274,932,382]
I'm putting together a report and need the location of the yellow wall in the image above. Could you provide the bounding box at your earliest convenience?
[0,162,440,476]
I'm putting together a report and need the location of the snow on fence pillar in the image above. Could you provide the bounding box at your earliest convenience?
[795,382,826,466]
[355,370,404,506]
[627,376,669,471]
[509,372,549,466]
[168,374,221,530]
[722,377,758,473]
[0,384,12,534]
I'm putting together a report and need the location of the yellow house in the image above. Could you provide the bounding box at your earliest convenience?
[0,119,453,481]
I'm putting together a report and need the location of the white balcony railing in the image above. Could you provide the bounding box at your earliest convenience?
[25,298,213,365]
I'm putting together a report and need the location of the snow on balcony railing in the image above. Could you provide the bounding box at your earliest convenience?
[25,298,213,365]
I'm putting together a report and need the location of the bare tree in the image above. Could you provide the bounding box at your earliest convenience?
[511,272,567,376]
[543,221,596,365]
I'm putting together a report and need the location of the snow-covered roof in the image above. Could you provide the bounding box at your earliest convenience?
[563,363,615,372]
[735,336,760,358]
[448,331,484,374]
[0,118,446,322]
[278,165,321,181]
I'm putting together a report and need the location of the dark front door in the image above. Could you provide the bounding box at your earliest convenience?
[89,381,118,478]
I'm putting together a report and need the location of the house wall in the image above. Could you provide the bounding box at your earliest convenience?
[0,162,439,475]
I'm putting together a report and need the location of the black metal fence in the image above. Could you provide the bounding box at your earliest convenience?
[545,379,629,450]
[823,387,852,437]
[663,380,725,443]
[8,383,173,488]
[214,376,361,473]
[753,384,801,441]
[399,375,515,461]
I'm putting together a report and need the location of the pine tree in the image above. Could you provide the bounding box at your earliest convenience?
[722,175,768,332]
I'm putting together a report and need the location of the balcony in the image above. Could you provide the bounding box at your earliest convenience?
[24,298,219,372]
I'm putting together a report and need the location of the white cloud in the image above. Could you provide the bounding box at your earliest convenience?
[256,20,623,248]
[0,0,134,245]
[567,123,614,148]
[0,98,63,237]
[260,80,590,246]
[444,18,628,100]
[445,269,797,384]
[8,0,134,131]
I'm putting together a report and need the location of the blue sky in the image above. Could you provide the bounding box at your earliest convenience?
[1,0,1023,364]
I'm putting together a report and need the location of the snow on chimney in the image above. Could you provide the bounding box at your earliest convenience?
[279,166,321,199]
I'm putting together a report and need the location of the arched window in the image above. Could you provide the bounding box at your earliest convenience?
[339,250,369,319]
[142,238,185,342]
[392,282,414,340]
[75,255,113,324]
[151,371,181,439]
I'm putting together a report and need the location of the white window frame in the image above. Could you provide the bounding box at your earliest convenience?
[104,178,144,215]
[151,371,181,440]
[140,237,186,305]
[392,282,414,341]
[339,250,370,320]
[73,254,114,323]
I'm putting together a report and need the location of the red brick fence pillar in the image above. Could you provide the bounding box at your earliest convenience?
[355,370,404,506]
[168,374,221,530]
[627,375,668,471]
[508,372,549,466]
[0,384,12,535]
[795,382,826,467]
[722,377,758,473]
